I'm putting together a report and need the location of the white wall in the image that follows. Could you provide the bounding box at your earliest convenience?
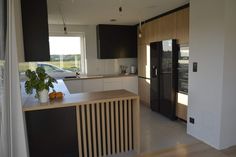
[49,24,137,75]
[220,0,236,149]
[188,0,236,150]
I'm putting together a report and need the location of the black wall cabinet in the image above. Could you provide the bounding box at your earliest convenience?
[97,24,137,59]
[21,0,50,61]
[25,107,79,157]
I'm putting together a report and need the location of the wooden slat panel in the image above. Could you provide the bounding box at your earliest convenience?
[128,99,133,150]
[106,102,111,155]
[91,104,97,157]
[81,105,88,157]
[115,101,120,153]
[124,100,128,152]
[119,100,124,153]
[101,102,107,156]
[76,106,83,157]
[96,103,102,157]
[110,101,115,154]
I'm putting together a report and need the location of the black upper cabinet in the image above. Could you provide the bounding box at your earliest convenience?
[97,24,137,59]
[21,0,50,62]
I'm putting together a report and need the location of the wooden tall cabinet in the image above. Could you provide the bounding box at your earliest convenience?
[137,7,189,107]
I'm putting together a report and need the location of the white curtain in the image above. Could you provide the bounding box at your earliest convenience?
[0,0,28,156]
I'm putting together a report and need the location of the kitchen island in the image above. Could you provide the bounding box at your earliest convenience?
[23,85,140,157]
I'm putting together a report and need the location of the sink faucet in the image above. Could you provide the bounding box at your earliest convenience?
[75,71,80,78]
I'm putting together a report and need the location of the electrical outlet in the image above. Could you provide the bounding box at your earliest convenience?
[189,117,195,124]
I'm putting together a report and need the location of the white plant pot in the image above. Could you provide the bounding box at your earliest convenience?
[38,89,48,103]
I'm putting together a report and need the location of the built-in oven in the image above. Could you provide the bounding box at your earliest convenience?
[178,46,189,94]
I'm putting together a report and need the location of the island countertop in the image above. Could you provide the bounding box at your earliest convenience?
[23,89,139,112]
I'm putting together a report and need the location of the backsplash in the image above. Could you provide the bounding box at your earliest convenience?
[86,58,137,75]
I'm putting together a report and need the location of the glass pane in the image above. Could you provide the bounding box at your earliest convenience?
[161,40,172,73]
[19,36,83,80]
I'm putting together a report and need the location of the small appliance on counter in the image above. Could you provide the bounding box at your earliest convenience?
[130,65,136,74]
[120,65,128,74]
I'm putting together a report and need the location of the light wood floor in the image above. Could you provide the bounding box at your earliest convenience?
[137,142,236,157]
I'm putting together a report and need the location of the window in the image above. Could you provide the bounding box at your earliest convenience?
[19,34,86,79]
[48,36,84,72]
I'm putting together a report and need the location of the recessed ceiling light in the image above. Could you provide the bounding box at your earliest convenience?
[110,19,117,22]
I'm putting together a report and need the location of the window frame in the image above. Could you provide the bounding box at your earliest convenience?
[48,32,87,74]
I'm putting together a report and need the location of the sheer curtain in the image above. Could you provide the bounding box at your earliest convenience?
[0,0,9,156]
[0,0,28,156]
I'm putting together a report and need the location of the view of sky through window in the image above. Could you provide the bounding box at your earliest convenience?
[49,36,81,55]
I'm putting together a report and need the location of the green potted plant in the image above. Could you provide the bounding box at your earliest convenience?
[25,67,57,103]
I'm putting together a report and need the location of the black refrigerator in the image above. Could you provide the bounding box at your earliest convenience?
[150,39,179,120]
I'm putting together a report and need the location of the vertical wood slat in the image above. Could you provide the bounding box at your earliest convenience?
[119,100,124,153]
[86,105,93,157]
[115,101,120,153]
[106,102,111,155]
[76,106,83,157]
[110,102,115,154]
[128,99,133,150]
[91,104,97,157]
[101,102,107,156]
[81,105,88,157]
[124,100,128,152]
[133,99,141,153]
[96,104,102,157]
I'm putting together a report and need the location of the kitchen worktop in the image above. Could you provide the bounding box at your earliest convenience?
[63,73,137,81]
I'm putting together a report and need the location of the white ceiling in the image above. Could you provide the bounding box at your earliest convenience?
[47,0,189,25]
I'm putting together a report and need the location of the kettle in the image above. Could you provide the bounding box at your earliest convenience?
[130,65,136,74]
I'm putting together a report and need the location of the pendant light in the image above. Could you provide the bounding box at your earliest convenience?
[138,20,142,38]
[58,4,67,34]
[119,0,123,13]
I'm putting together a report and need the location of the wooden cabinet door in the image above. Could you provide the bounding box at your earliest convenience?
[97,25,137,59]
[25,107,79,157]
[176,103,187,121]
[64,80,83,94]
[21,0,50,61]
[176,8,189,44]
[145,20,159,43]
[158,13,177,40]
[82,79,103,92]
[138,78,150,107]
[103,78,123,91]
[138,24,147,45]
[122,76,138,94]
[138,44,150,78]
[152,19,161,42]
[138,45,144,77]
